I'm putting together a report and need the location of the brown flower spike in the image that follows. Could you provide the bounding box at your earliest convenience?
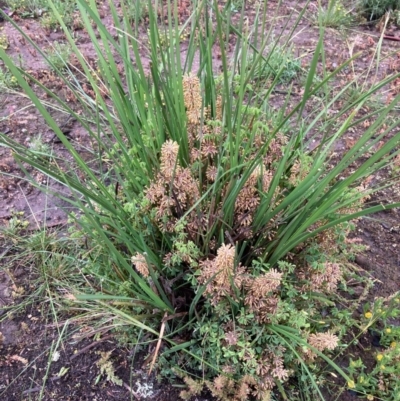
[182,73,202,124]
[132,253,149,277]
[198,244,246,304]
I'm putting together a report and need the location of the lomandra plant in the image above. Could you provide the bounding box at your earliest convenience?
[1,0,400,399]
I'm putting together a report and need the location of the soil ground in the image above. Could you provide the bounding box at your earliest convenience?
[0,0,399,400]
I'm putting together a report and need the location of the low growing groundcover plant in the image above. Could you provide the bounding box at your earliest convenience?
[1,0,400,399]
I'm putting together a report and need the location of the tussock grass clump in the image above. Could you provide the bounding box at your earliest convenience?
[1,0,400,399]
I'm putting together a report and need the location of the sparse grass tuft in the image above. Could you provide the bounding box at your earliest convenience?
[358,0,400,20]
[96,351,123,386]
[347,295,400,401]
[45,41,73,71]
[0,31,9,50]
[5,0,48,18]
[28,134,52,156]
[0,67,18,88]
[40,0,77,30]
[250,42,302,83]
[124,0,149,24]
[316,0,354,28]
[4,0,78,28]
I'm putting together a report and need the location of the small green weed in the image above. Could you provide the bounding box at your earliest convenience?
[40,0,77,30]
[316,0,354,28]
[28,134,52,158]
[5,0,47,18]
[228,0,257,12]
[249,43,302,83]
[230,0,244,12]
[95,351,123,386]
[0,212,29,237]
[347,294,400,400]
[394,9,400,24]
[124,0,149,24]
[358,0,400,20]
[391,153,400,176]
[5,0,77,28]
[0,31,9,50]
[0,67,19,88]
[45,41,73,71]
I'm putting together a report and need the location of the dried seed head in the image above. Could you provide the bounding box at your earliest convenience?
[190,147,201,163]
[173,167,200,207]
[256,346,290,392]
[132,253,149,277]
[311,262,342,292]
[234,165,273,228]
[236,379,251,400]
[213,375,225,391]
[198,243,246,304]
[271,366,289,382]
[225,331,238,346]
[308,332,339,351]
[160,140,180,180]
[263,134,287,165]
[145,180,165,204]
[182,73,202,124]
[206,165,218,182]
[201,140,218,157]
[214,243,236,284]
[247,269,283,296]
[215,95,223,120]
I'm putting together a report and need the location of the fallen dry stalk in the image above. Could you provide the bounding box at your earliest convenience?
[148,312,168,374]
